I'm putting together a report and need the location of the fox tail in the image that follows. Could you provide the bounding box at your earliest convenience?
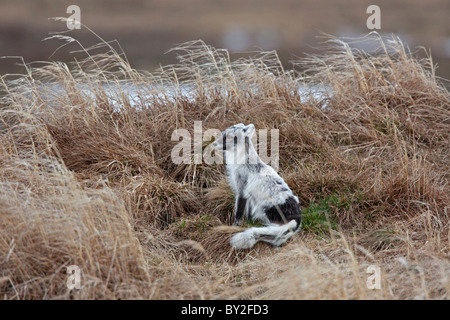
[229,219,300,249]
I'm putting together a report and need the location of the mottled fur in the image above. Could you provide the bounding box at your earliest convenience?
[213,123,302,249]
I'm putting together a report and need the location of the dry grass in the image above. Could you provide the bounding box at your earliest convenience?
[0,33,449,299]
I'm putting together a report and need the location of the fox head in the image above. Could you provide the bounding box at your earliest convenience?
[213,123,255,151]
[213,123,256,164]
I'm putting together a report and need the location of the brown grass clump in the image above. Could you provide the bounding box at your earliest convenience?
[123,173,200,227]
[0,32,449,299]
[0,153,150,299]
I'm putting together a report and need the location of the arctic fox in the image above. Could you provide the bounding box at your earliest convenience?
[213,123,302,249]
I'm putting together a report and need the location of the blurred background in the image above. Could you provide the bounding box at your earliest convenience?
[1,0,449,81]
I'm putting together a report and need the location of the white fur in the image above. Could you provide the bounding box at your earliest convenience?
[229,220,298,249]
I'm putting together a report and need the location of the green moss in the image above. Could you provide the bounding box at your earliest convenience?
[301,198,337,236]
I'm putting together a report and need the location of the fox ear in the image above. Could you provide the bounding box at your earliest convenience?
[244,124,255,137]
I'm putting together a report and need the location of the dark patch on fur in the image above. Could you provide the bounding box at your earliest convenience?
[245,136,250,164]
[222,133,227,155]
[247,162,263,173]
[236,173,247,193]
[256,234,277,241]
[235,196,247,224]
[255,162,263,172]
[264,196,302,228]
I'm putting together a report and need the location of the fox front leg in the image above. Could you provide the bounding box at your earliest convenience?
[233,195,247,226]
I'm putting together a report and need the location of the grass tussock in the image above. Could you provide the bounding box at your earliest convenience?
[0,32,449,299]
